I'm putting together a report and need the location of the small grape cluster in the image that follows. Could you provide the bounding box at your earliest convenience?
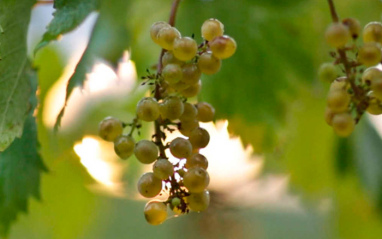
[98,18,236,225]
[319,17,382,137]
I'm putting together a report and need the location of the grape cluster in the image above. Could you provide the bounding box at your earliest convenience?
[98,18,236,225]
[320,18,382,137]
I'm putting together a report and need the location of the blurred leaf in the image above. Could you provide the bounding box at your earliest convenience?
[35,0,101,53]
[0,0,35,151]
[55,0,131,130]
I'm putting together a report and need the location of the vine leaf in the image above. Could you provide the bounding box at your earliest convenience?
[0,0,36,151]
[34,0,101,54]
[54,0,131,130]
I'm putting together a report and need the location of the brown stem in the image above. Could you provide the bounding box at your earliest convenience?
[327,0,339,22]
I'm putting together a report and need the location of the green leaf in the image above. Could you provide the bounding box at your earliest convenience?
[0,0,36,151]
[55,0,131,130]
[34,0,101,54]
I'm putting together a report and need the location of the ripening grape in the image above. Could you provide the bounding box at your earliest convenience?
[144,200,167,225]
[181,80,202,98]
[169,80,190,91]
[150,21,171,44]
[201,18,224,41]
[179,118,199,137]
[342,18,361,39]
[318,63,337,82]
[114,135,135,159]
[137,172,163,198]
[173,37,198,61]
[332,112,355,137]
[209,35,237,59]
[362,67,382,84]
[327,89,350,113]
[181,63,201,85]
[367,92,382,115]
[186,153,208,170]
[134,140,158,164]
[183,167,210,193]
[162,63,183,84]
[153,159,174,180]
[363,21,382,44]
[162,51,184,67]
[198,51,222,75]
[137,97,160,122]
[188,127,210,149]
[357,42,382,67]
[179,102,198,121]
[157,26,181,50]
[99,117,123,142]
[187,190,210,212]
[160,96,184,120]
[169,137,193,159]
[325,107,335,126]
[196,102,215,122]
[325,22,350,48]
[371,79,382,100]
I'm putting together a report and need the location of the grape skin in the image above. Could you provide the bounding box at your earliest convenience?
[342,18,361,39]
[357,42,382,67]
[153,159,174,180]
[318,63,337,82]
[181,63,201,85]
[162,64,183,84]
[325,22,350,48]
[169,137,193,159]
[209,35,237,59]
[181,80,202,98]
[144,200,167,225]
[159,96,184,120]
[136,97,160,122]
[157,27,181,50]
[134,140,159,164]
[137,172,163,198]
[187,190,210,212]
[201,18,224,41]
[98,117,123,142]
[173,37,198,61]
[196,102,215,122]
[186,153,208,170]
[150,21,170,44]
[183,167,210,193]
[198,51,222,75]
[188,127,210,149]
[114,135,135,159]
[179,102,198,121]
[332,113,355,137]
[363,21,382,44]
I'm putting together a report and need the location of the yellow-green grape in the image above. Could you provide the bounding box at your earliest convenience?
[318,62,337,82]
[169,137,193,159]
[137,172,163,198]
[169,80,189,91]
[162,51,184,67]
[114,135,135,159]
[362,67,382,84]
[357,42,382,67]
[173,37,198,61]
[371,79,382,100]
[327,89,350,113]
[134,140,158,164]
[186,153,208,170]
[98,117,123,142]
[181,63,201,85]
[201,18,224,41]
[137,97,160,122]
[187,190,210,212]
[332,113,355,137]
[179,118,199,137]
[160,96,184,120]
[183,167,210,193]
[157,26,181,50]
[150,21,170,44]
[177,168,185,177]
[325,107,335,126]
[196,102,215,122]
[329,77,349,91]
[162,63,183,84]
[197,51,222,75]
[144,200,167,225]
[209,35,237,59]
[325,22,350,48]
[367,92,382,115]
[363,21,382,44]
[181,80,201,98]
[179,102,198,121]
[342,18,361,39]
[188,127,210,149]
[153,159,174,180]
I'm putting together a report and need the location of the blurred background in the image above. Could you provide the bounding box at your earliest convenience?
[10,0,382,238]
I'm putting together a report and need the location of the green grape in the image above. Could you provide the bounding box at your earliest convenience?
[169,137,193,159]
[209,35,237,59]
[197,51,222,75]
[157,26,181,50]
[332,113,355,137]
[188,127,210,149]
[144,200,167,225]
[196,102,215,122]
[153,159,174,180]
[187,190,210,212]
[177,168,186,177]
[342,18,361,39]
[367,92,382,115]
[179,118,199,137]
[181,80,201,98]
[169,80,189,91]
[179,102,198,121]
[327,89,350,113]
[318,63,337,82]
[329,77,349,91]
[173,37,198,61]
[181,63,201,85]
[357,42,382,67]
[114,135,135,159]
[159,96,184,120]
[162,51,184,67]
[136,97,160,122]
[325,22,350,48]
[325,107,335,126]
[137,172,163,198]
[150,21,170,44]
[183,167,210,193]
[171,197,181,209]
[98,117,123,142]
[371,79,382,100]
[162,63,183,84]
[201,18,224,41]
[363,21,382,44]
[186,153,208,170]
[134,140,158,164]
[362,67,382,84]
